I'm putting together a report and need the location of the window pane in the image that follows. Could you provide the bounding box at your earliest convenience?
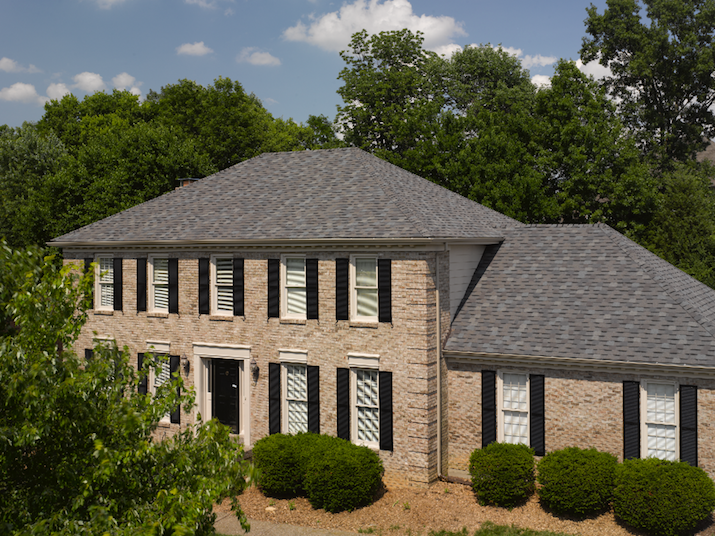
[100,282,114,307]
[153,259,169,284]
[217,286,233,311]
[647,423,676,461]
[286,258,305,286]
[356,369,379,407]
[647,383,675,424]
[154,285,169,310]
[154,359,170,389]
[503,410,528,444]
[99,257,113,283]
[503,373,527,411]
[357,406,379,442]
[356,258,376,287]
[287,288,307,315]
[286,365,308,434]
[357,288,378,317]
[215,258,233,285]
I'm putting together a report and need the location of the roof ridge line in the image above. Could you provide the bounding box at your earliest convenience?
[597,224,715,338]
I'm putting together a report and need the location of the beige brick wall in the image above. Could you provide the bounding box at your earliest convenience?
[67,249,443,488]
[445,361,715,480]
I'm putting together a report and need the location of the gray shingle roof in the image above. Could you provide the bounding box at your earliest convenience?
[51,148,520,245]
[445,224,715,367]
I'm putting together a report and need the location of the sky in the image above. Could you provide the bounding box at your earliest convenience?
[0,0,612,129]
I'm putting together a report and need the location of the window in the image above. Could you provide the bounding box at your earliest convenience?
[138,341,180,424]
[642,381,678,461]
[498,372,529,445]
[283,256,306,318]
[96,256,114,310]
[284,364,308,433]
[149,257,169,312]
[336,354,393,451]
[213,256,234,314]
[352,257,378,320]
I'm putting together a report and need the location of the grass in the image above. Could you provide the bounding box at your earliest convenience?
[428,522,577,536]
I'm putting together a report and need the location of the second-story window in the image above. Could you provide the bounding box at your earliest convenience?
[97,256,114,309]
[151,258,169,312]
[283,256,306,318]
[214,257,233,314]
[352,257,378,320]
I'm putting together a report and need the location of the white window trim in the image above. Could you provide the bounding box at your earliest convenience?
[281,255,306,319]
[280,350,309,434]
[210,255,233,316]
[640,379,680,461]
[496,369,530,446]
[94,254,114,311]
[350,354,381,449]
[147,255,169,313]
[350,255,379,322]
[192,343,251,446]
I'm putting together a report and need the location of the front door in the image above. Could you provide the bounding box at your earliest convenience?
[212,359,240,434]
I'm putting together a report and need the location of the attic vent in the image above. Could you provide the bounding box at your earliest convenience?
[175,178,201,189]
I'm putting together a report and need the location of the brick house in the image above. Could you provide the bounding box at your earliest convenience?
[51,148,715,487]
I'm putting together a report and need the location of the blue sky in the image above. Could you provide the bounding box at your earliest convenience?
[0,0,610,128]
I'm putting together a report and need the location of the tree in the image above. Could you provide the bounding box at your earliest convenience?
[581,0,715,163]
[0,242,249,535]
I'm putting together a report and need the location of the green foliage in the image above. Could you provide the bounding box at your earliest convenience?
[304,439,383,513]
[469,443,535,507]
[252,433,304,497]
[429,523,577,536]
[613,457,715,536]
[581,0,715,163]
[536,447,617,517]
[0,241,249,535]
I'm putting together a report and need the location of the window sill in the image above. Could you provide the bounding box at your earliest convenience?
[93,309,114,316]
[209,315,234,322]
[349,320,379,329]
[147,312,169,318]
[280,318,306,325]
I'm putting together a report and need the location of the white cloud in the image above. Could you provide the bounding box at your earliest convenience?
[73,72,106,92]
[0,57,41,73]
[495,46,557,69]
[263,97,278,105]
[94,0,127,8]
[47,83,71,100]
[433,43,462,58]
[176,41,214,56]
[185,0,234,9]
[531,75,551,88]
[237,47,281,66]
[0,83,48,105]
[283,0,466,53]
[112,72,143,96]
[576,58,612,80]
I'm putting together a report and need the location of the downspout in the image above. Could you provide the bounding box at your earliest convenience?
[436,244,444,478]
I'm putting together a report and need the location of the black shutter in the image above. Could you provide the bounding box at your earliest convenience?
[623,381,640,460]
[306,259,319,320]
[530,374,545,456]
[267,259,280,318]
[84,258,93,301]
[379,371,393,451]
[482,370,497,447]
[170,355,181,424]
[269,362,281,434]
[168,258,179,314]
[337,367,350,440]
[113,258,123,311]
[378,259,392,323]
[336,258,349,321]
[198,258,210,315]
[680,385,698,466]
[137,259,147,312]
[233,258,244,316]
[307,365,320,434]
[137,353,147,395]
[85,348,94,361]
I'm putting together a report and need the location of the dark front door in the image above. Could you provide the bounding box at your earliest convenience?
[212,359,240,434]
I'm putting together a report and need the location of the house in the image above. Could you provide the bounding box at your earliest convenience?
[50,147,715,487]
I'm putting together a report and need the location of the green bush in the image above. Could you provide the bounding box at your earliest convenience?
[252,433,303,497]
[469,443,535,507]
[304,439,384,513]
[537,447,617,517]
[613,457,715,536]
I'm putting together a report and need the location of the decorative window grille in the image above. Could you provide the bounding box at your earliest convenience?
[356,369,379,443]
[286,364,308,434]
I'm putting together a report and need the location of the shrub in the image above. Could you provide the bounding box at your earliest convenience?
[613,457,715,536]
[537,447,617,517]
[252,433,303,497]
[469,443,535,507]
[304,439,384,513]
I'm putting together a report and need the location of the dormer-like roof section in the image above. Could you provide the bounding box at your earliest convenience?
[51,148,520,246]
[446,224,715,367]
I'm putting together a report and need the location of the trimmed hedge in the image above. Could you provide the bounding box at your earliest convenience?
[252,433,383,512]
[304,441,384,512]
[469,443,535,507]
[537,447,617,517]
[613,458,715,536]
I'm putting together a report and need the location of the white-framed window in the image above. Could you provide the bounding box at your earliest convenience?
[280,351,308,434]
[349,354,380,448]
[497,371,529,446]
[282,255,306,319]
[95,255,114,310]
[642,380,679,461]
[212,256,233,315]
[146,341,171,422]
[148,256,169,312]
[350,256,378,321]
